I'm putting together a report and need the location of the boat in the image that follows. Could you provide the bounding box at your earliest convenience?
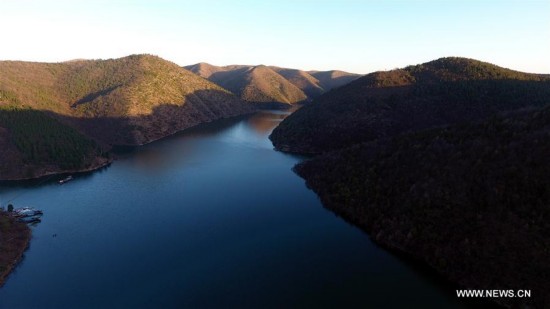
[19,217,41,224]
[59,175,73,184]
[13,207,43,218]
[10,207,43,224]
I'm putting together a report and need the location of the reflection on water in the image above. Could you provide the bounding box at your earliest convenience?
[111,108,298,173]
[245,106,298,135]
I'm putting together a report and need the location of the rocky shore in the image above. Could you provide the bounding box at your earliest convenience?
[0,210,32,287]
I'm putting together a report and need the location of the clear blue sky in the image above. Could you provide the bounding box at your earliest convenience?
[0,0,548,73]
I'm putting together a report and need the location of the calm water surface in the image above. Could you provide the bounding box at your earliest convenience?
[0,110,481,308]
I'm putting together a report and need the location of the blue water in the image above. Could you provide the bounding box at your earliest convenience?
[0,110,482,308]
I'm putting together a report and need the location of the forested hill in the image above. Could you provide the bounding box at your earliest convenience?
[184,62,360,105]
[270,57,550,154]
[269,57,550,307]
[0,54,255,179]
[0,106,109,180]
[0,54,254,146]
[294,106,550,308]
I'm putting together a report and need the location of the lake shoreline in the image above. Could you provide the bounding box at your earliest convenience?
[0,210,32,287]
[0,157,113,182]
[0,108,490,307]
[292,143,547,308]
[295,186,503,308]
[0,110,266,182]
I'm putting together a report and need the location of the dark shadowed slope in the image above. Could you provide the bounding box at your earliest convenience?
[270,57,550,154]
[268,67,325,98]
[0,106,110,180]
[308,70,361,91]
[295,106,550,308]
[270,57,550,308]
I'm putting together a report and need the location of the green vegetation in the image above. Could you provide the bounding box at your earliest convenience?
[0,106,106,170]
[0,55,254,178]
[56,55,236,117]
[0,89,20,104]
[0,61,67,113]
[0,54,251,120]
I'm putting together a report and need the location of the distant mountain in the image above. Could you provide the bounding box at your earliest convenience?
[185,63,307,105]
[268,67,325,98]
[270,57,550,153]
[183,62,227,79]
[184,63,360,105]
[234,65,308,105]
[308,70,361,92]
[0,54,254,179]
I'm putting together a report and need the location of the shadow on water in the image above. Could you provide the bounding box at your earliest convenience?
[372,238,501,309]
[112,114,250,157]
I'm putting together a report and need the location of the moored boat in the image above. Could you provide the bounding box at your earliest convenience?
[19,216,41,224]
[13,207,43,218]
[59,175,73,184]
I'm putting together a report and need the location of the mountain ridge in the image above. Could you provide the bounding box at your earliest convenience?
[270,57,550,153]
[184,62,360,105]
[0,54,255,179]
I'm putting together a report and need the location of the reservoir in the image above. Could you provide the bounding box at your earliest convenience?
[0,110,481,308]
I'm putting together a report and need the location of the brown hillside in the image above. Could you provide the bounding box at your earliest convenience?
[269,67,325,98]
[186,64,308,105]
[239,65,308,104]
[0,55,254,146]
[183,62,224,79]
[185,62,360,104]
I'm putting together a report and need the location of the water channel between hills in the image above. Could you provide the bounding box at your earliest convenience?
[0,109,482,308]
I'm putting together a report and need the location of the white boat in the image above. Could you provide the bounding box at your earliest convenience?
[59,175,73,184]
[13,207,43,218]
